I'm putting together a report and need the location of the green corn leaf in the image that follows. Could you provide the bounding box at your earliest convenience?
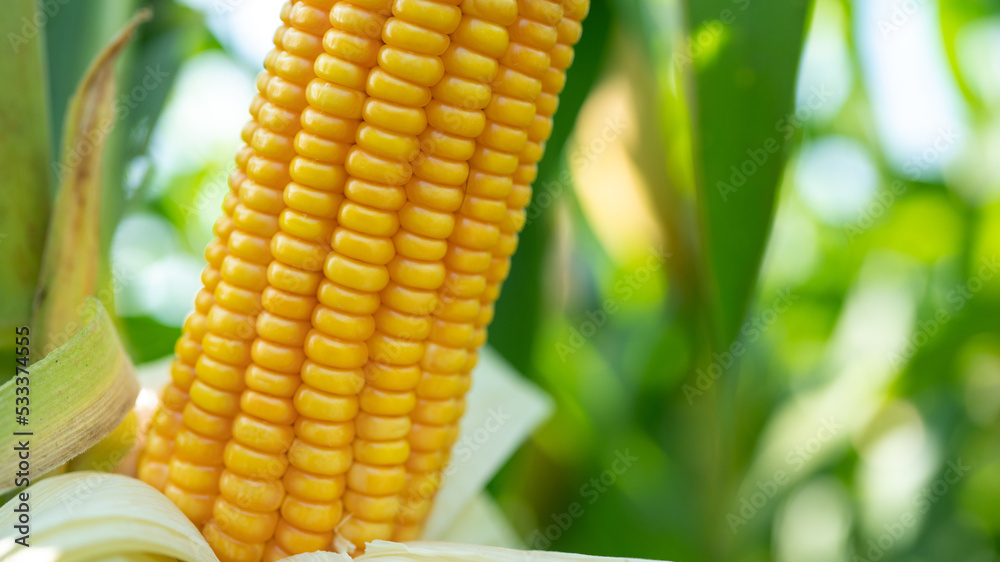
[685,0,812,345]
[0,0,53,382]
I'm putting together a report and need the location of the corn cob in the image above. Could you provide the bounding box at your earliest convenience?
[161,1,333,536]
[143,0,587,557]
[392,0,565,540]
[136,8,300,493]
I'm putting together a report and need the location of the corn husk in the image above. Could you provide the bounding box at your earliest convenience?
[0,473,214,561]
[0,299,137,494]
[0,473,662,561]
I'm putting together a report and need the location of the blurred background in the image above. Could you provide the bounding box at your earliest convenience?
[19,0,1000,559]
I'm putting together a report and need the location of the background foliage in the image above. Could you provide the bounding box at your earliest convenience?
[7,0,1000,560]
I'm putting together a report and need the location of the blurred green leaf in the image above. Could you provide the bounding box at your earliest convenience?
[938,0,1000,111]
[609,0,707,393]
[609,0,704,317]
[686,0,812,345]
[121,315,182,364]
[0,0,52,377]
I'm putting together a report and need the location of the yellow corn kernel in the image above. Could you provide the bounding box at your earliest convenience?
[214,498,279,543]
[272,517,332,553]
[164,481,216,528]
[262,542,291,562]
[281,495,343,532]
[204,519,265,562]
